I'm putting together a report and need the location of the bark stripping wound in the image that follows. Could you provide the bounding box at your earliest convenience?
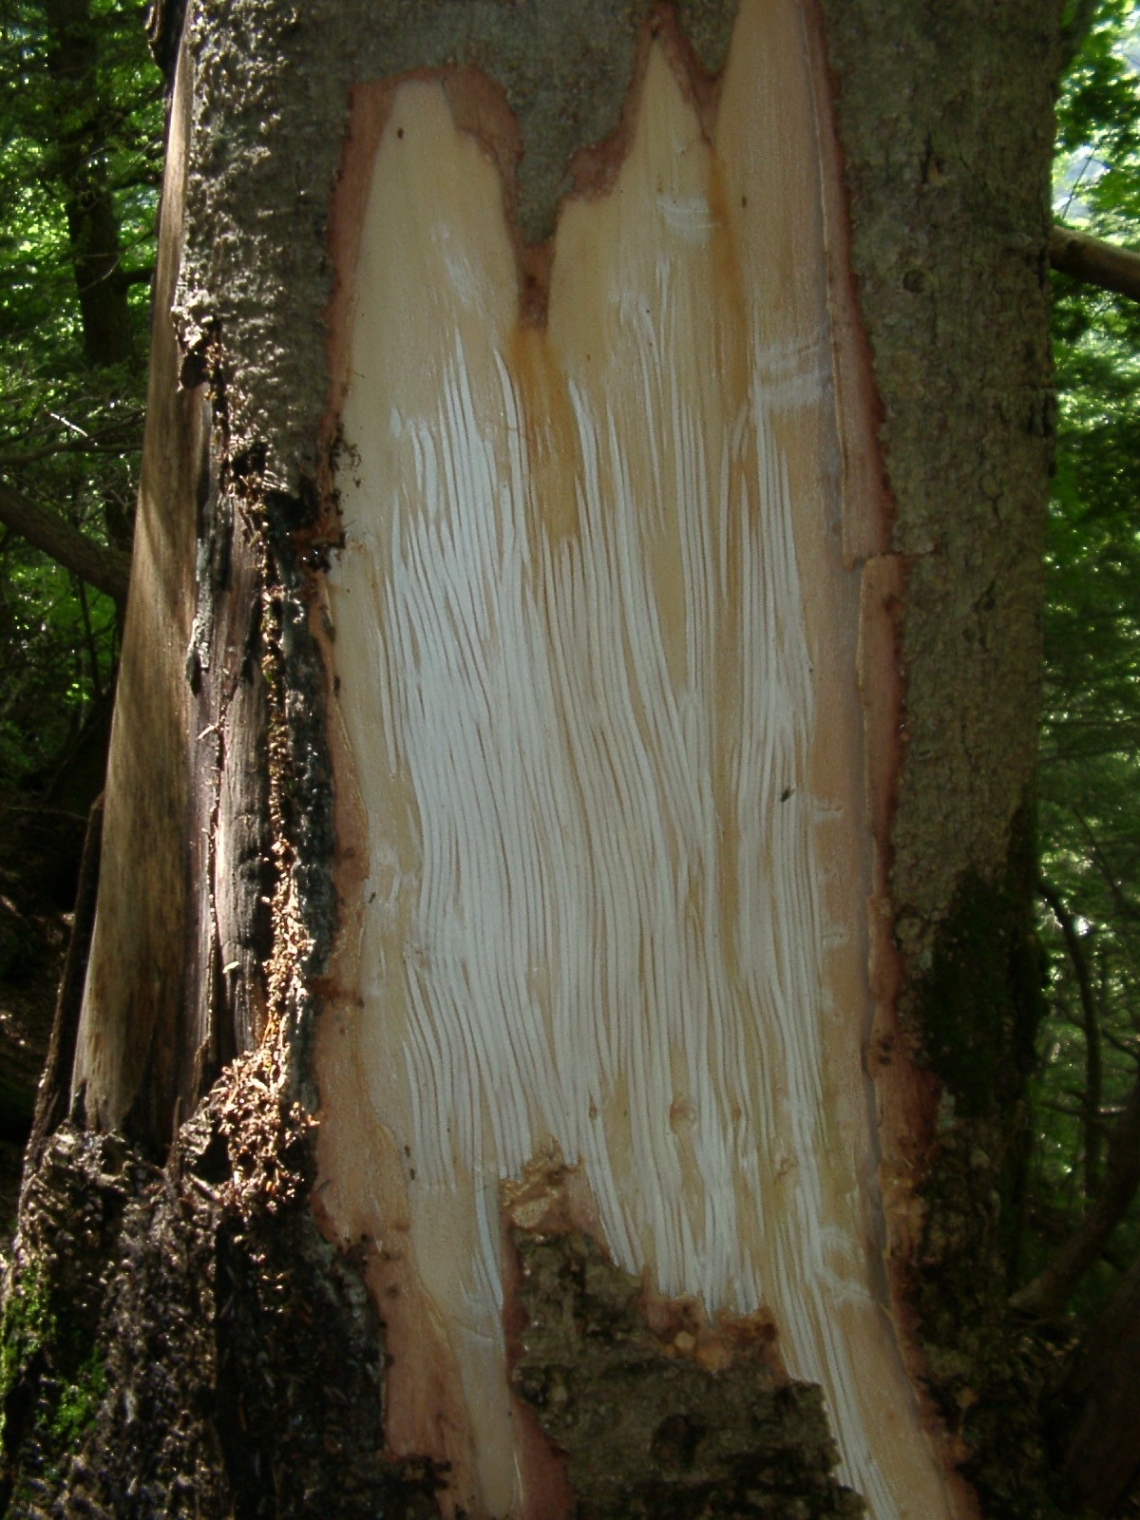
[315,4,960,1516]
[69,36,273,1148]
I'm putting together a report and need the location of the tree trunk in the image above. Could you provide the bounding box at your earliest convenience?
[43,0,138,371]
[3,3,1065,1518]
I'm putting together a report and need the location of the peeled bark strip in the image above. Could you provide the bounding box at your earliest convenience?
[316,5,961,1517]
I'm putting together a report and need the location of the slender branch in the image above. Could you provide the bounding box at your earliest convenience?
[1050,224,1140,304]
[1103,1027,1140,1061]
[1011,1065,1140,1318]
[0,439,142,469]
[0,415,144,468]
[0,479,130,604]
[1081,822,1140,925]
[1041,878,1104,1194]
[1037,1099,1093,1119]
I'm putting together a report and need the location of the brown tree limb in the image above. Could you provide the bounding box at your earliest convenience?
[1050,224,1140,304]
[1011,1065,1140,1318]
[0,480,130,604]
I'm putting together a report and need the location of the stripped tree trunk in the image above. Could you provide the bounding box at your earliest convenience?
[6,3,1063,1518]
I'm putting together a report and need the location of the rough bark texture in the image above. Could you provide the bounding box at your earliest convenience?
[3,1,1072,1517]
[509,1230,864,1519]
[817,1,1063,1512]
[2,1054,442,1519]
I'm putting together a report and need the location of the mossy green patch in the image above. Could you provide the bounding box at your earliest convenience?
[49,1349,106,1451]
[0,1265,52,1442]
[0,1258,110,1520]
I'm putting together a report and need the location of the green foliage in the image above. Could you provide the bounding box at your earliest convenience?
[1025,0,1140,1312]
[48,1346,106,1450]
[0,539,117,787]
[0,0,162,793]
[0,0,161,366]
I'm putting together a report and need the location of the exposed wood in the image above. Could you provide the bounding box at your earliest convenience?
[316,5,962,1517]
[1049,224,1140,304]
[68,40,200,1143]
[69,27,268,1147]
[0,481,130,604]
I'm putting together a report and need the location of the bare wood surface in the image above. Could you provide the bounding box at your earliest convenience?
[69,26,272,1145]
[69,36,203,1144]
[317,5,962,1517]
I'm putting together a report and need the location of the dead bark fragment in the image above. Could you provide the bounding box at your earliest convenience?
[510,1228,865,1520]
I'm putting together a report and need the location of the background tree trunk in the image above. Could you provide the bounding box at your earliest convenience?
[3,2,1066,1518]
[43,0,138,371]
